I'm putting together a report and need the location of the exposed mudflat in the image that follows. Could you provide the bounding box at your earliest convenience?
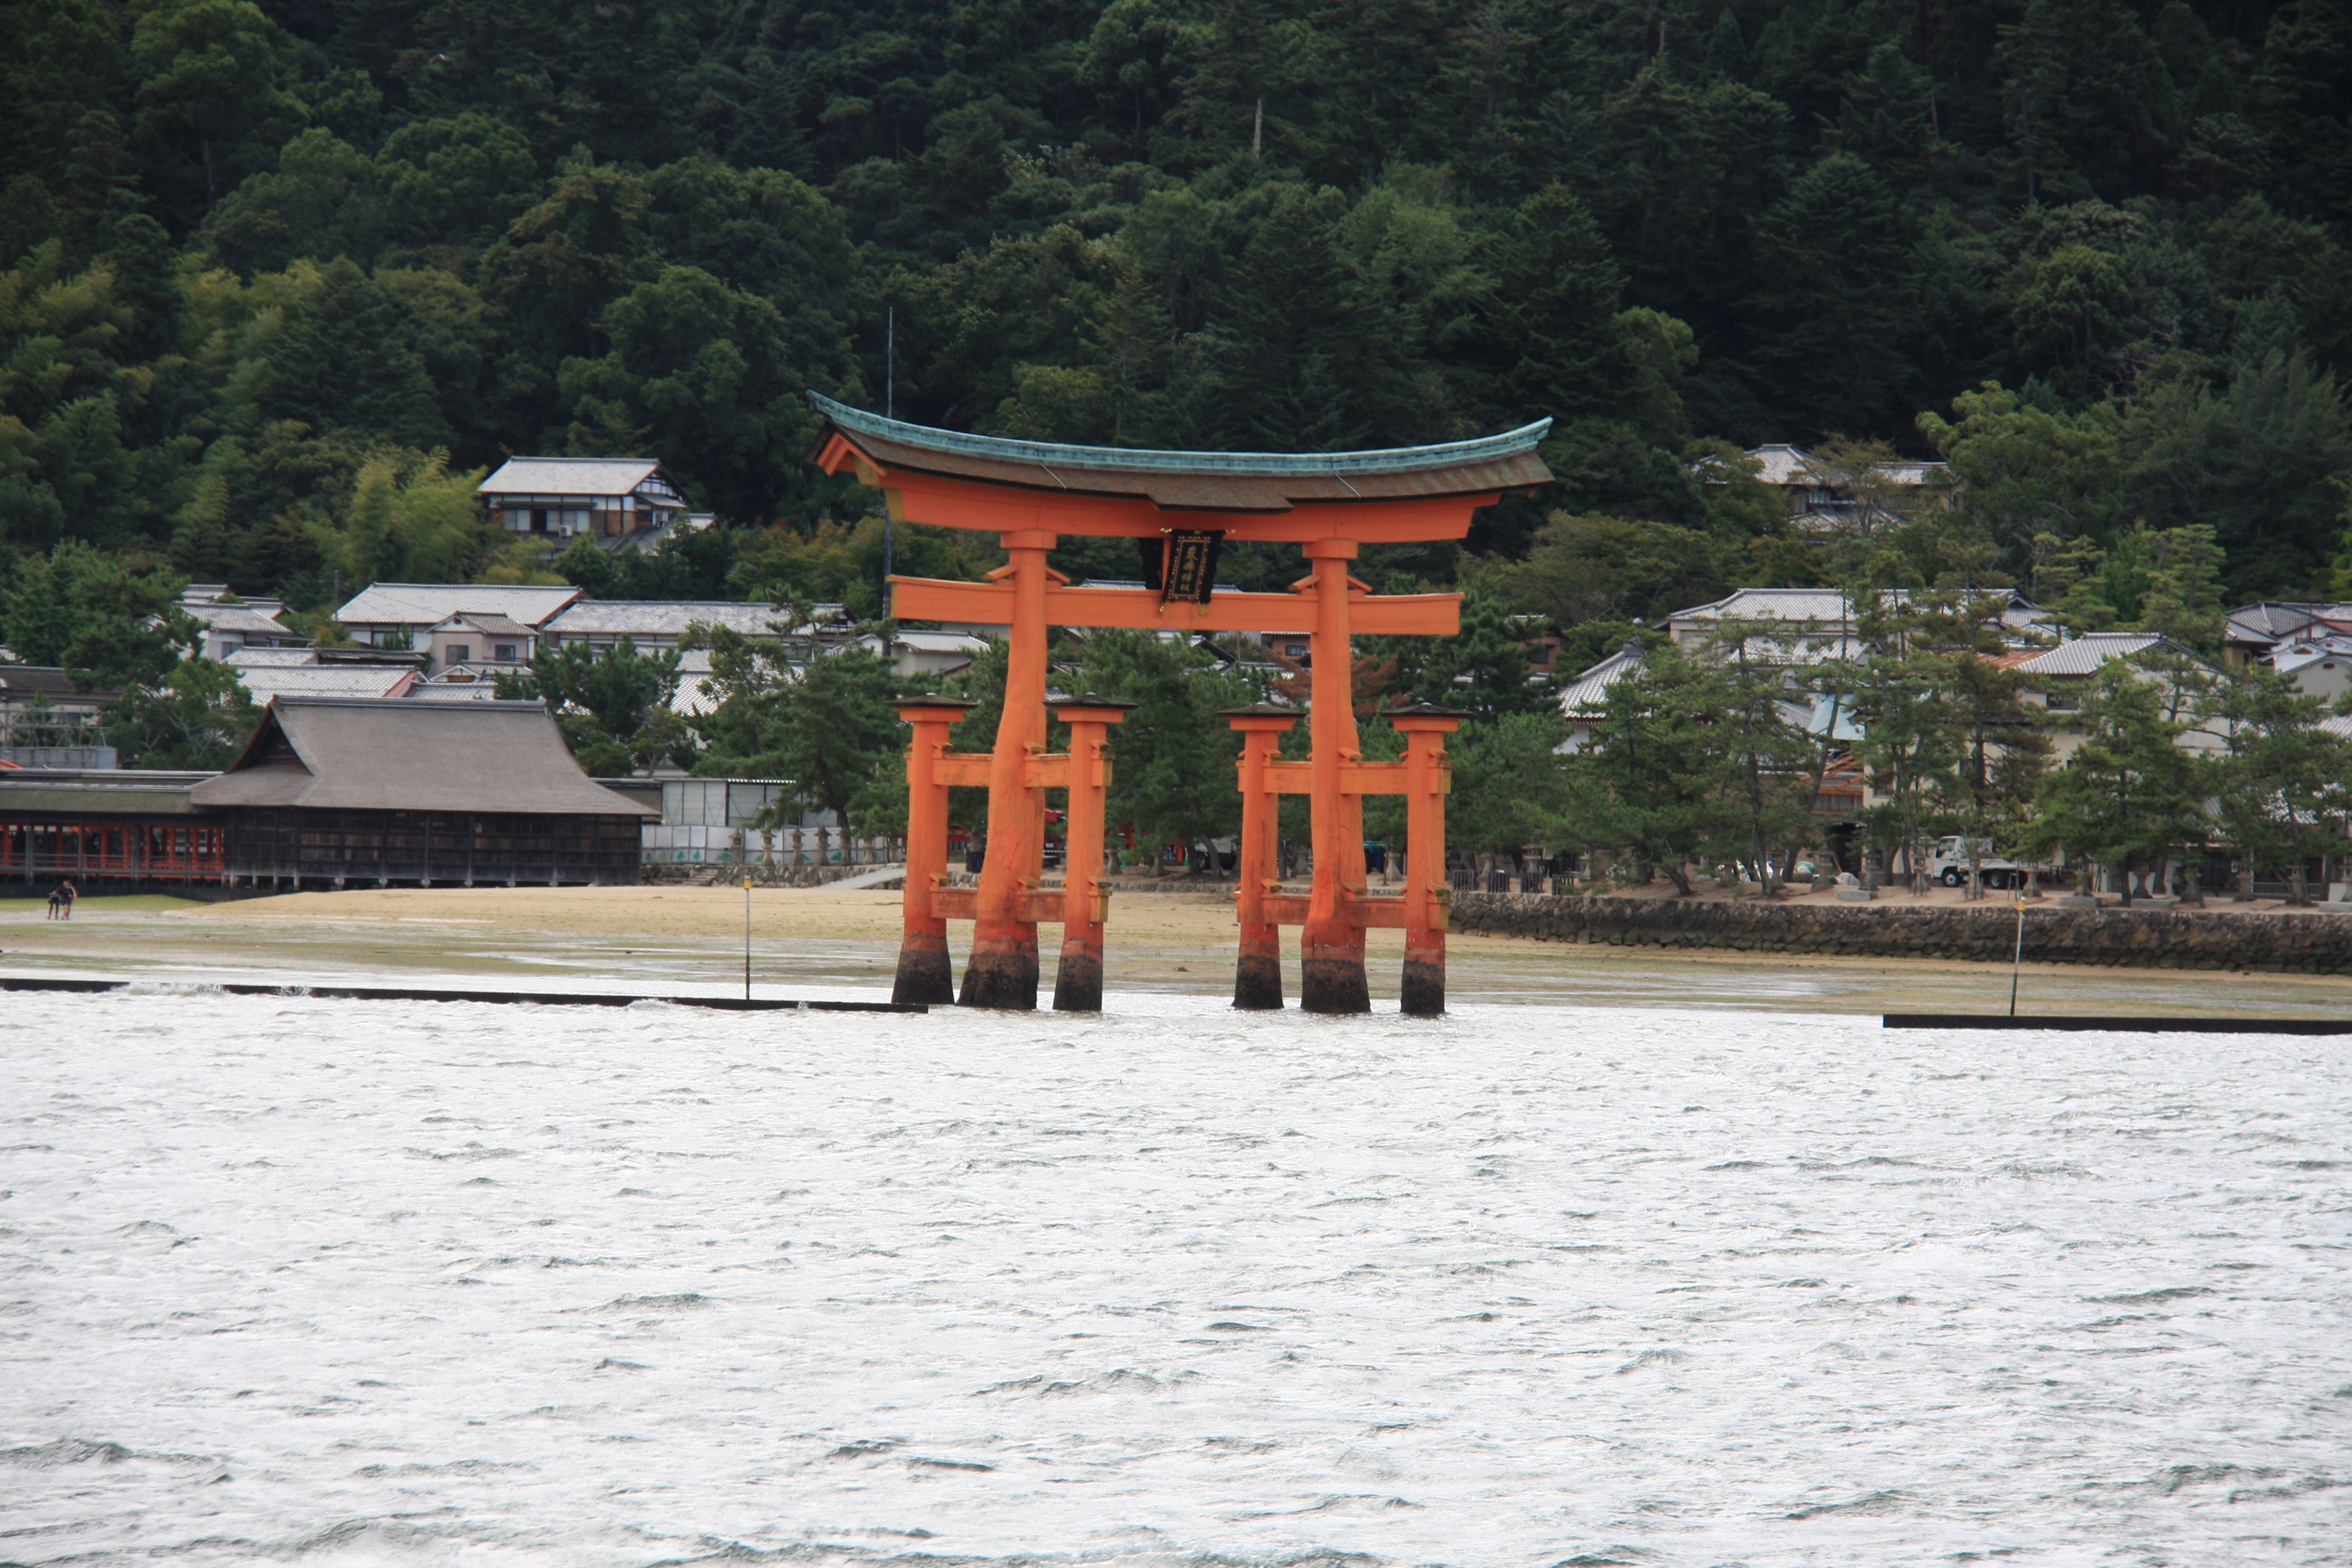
[8,886,2352,1018]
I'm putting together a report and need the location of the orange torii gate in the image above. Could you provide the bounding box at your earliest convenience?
[806,393,1552,1014]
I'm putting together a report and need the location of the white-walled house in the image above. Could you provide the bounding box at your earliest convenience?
[177,585,304,662]
[423,612,537,675]
[1665,587,2050,659]
[477,457,689,545]
[2269,634,2352,705]
[1697,444,1956,532]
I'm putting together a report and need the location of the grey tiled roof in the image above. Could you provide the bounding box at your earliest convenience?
[234,664,418,703]
[479,457,664,496]
[437,612,537,638]
[1671,587,1858,622]
[2226,602,2352,646]
[1558,644,1646,716]
[541,601,789,638]
[335,583,582,627]
[2013,632,2167,676]
[183,603,293,635]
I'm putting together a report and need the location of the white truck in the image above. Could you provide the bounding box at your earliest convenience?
[1924,835,2048,890]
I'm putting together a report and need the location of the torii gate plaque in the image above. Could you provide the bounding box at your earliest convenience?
[807,393,1551,1014]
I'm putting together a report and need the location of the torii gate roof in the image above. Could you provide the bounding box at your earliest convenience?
[809,393,1552,514]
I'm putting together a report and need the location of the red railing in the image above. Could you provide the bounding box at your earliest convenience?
[0,821,227,881]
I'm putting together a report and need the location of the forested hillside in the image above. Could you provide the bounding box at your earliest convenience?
[4,0,2350,634]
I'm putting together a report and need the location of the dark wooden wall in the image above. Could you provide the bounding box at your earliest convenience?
[226,809,642,887]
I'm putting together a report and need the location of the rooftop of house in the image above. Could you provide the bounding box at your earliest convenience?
[233,664,419,703]
[1558,642,1647,716]
[540,601,788,638]
[810,391,1553,512]
[881,630,994,653]
[226,646,425,669]
[226,647,322,667]
[1707,444,1954,489]
[190,697,655,816]
[177,587,293,636]
[2009,630,2193,678]
[2270,636,2352,673]
[2226,601,2352,647]
[431,612,537,639]
[478,457,674,497]
[1668,586,2048,638]
[335,583,583,629]
[1670,587,1860,624]
[0,667,117,701]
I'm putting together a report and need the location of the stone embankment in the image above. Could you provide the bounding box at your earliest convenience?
[1451,892,2352,974]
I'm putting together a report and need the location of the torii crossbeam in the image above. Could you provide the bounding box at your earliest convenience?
[807,393,1552,1015]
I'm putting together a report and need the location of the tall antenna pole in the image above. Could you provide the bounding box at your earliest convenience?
[883,307,895,612]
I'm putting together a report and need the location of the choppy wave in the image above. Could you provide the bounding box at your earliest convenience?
[1,991,2347,1566]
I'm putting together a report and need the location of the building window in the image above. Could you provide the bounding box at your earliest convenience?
[495,644,517,662]
[446,644,471,664]
[2045,693,2080,711]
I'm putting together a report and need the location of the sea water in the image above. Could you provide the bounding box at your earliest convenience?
[2,989,2347,1566]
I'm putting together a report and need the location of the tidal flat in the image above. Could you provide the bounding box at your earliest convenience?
[7,884,2352,1018]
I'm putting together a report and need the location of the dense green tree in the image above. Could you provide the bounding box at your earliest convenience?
[1566,639,1735,897]
[2120,348,2352,595]
[504,635,688,777]
[2016,659,2211,904]
[1,540,191,690]
[1445,710,1575,857]
[130,0,305,222]
[1745,151,1918,438]
[102,655,258,768]
[5,0,2352,644]
[1916,381,2120,554]
[1068,626,1261,851]
[685,624,901,824]
[2202,665,2347,904]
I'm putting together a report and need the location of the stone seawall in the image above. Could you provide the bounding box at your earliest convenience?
[1450,893,2352,974]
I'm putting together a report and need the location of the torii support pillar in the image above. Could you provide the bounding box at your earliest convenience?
[961,529,1057,1011]
[1050,697,1134,1013]
[893,695,979,1006]
[1224,704,1299,1010]
[1300,538,1371,1014]
[1390,705,1463,1017]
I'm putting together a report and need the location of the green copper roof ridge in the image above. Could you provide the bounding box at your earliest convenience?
[809,391,1551,477]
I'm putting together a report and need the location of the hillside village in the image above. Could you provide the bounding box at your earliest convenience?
[5,440,2351,909]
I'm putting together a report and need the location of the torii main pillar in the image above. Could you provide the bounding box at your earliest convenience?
[805,391,1552,1013]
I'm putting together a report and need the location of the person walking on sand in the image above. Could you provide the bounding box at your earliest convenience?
[47,883,65,920]
[58,878,77,920]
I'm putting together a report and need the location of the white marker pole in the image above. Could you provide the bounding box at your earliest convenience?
[2009,895,2027,1017]
[744,876,754,1002]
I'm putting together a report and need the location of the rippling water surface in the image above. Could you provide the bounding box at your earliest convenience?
[3,988,2348,1566]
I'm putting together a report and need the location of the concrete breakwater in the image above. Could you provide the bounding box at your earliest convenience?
[1451,892,2352,973]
